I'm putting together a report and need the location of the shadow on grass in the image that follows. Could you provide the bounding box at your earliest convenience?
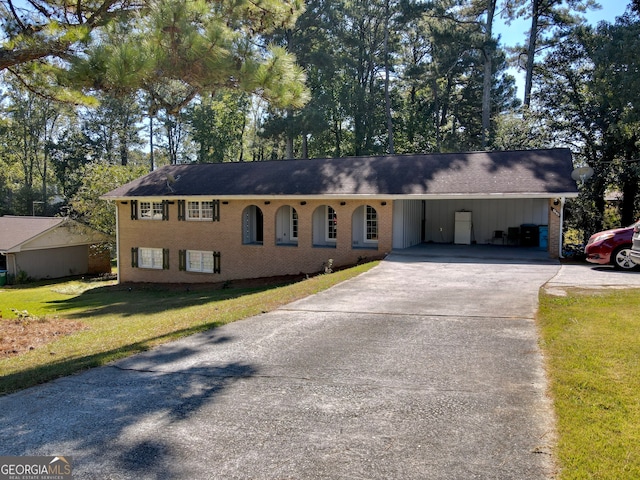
[0,318,236,396]
[45,278,303,319]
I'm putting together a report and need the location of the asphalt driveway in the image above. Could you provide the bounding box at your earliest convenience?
[0,247,598,479]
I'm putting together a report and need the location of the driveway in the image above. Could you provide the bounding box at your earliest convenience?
[1,246,619,479]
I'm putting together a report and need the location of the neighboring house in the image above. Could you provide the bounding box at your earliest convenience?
[0,216,111,281]
[102,148,579,284]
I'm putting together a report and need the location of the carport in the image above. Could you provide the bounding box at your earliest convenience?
[390,149,579,258]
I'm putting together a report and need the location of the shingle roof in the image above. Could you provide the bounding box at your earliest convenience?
[102,148,578,199]
[0,216,65,252]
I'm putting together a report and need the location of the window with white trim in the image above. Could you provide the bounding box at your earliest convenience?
[187,250,215,273]
[291,208,299,240]
[187,201,214,220]
[140,201,164,220]
[326,206,337,241]
[139,248,164,269]
[365,205,378,241]
[179,250,220,273]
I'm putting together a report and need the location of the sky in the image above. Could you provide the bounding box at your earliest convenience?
[494,0,633,100]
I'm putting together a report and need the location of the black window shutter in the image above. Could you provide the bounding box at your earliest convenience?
[163,249,170,270]
[162,200,170,221]
[131,247,139,268]
[214,251,221,274]
[178,250,186,271]
[213,200,220,221]
[131,200,138,220]
[178,200,186,221]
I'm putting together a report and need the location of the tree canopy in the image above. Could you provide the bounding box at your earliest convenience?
[1,0,639,242]
[0,0,309,109]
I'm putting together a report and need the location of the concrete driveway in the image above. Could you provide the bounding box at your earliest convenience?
[2,246,628,479]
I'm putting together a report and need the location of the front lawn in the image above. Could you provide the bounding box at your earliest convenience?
[537,288,640,479]
[0,262,377,395]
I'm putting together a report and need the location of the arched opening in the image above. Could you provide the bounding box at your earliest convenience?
[275,205,298,246]
[352,205,378,249]
[312,205,337,248]
[242,205,264,245]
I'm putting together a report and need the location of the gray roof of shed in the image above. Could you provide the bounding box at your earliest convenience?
[0,216,109,253]
[102,148,578,199]
[0,216,65,252]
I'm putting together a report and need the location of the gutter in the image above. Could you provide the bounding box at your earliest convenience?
[101,192,581,202]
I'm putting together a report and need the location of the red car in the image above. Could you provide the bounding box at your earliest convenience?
[585,221,640,270]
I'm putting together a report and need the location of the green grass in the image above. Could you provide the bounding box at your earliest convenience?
[0,262,377,395]
[537,288,640,479]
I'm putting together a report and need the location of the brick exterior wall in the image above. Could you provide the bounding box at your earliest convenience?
[547,198,563,258]
[116,197,565,283]
[88,244,112,275]
[117,199,392,284]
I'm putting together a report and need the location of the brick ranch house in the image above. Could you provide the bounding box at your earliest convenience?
[102,148,579,284]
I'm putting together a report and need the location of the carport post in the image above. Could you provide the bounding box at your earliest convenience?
[559,196,566,259]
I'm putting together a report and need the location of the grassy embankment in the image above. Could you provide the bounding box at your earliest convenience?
[0,262,377,395]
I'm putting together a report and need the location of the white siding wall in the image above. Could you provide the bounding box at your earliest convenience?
[424,198,548,244]
[12,245,89,279]
[392,200,423,249]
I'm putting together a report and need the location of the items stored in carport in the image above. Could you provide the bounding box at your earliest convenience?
[454,211,472,245]
[520,224,539,247]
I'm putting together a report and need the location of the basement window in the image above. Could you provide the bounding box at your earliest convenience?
[179,250,221,273]
[132,247,169,270]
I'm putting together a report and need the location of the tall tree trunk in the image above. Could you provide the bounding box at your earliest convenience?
[149,115,154,170]
[481,0,497,149]
[302,133,308,159]
[433,76,441,151]
[384,0,394,154]
[41,145,47,215]
[524,0,540,108]
[333,117,342,157]
[285,136,294,159]
[119,137,128,166]
[285,109,294,159]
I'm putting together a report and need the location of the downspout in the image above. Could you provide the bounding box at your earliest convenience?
[559,196,566,259]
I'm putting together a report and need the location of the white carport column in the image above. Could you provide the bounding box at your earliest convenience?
[559,196,566,259]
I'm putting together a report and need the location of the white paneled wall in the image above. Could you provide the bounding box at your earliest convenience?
[392,200,423,248]
[423,198,548,244]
